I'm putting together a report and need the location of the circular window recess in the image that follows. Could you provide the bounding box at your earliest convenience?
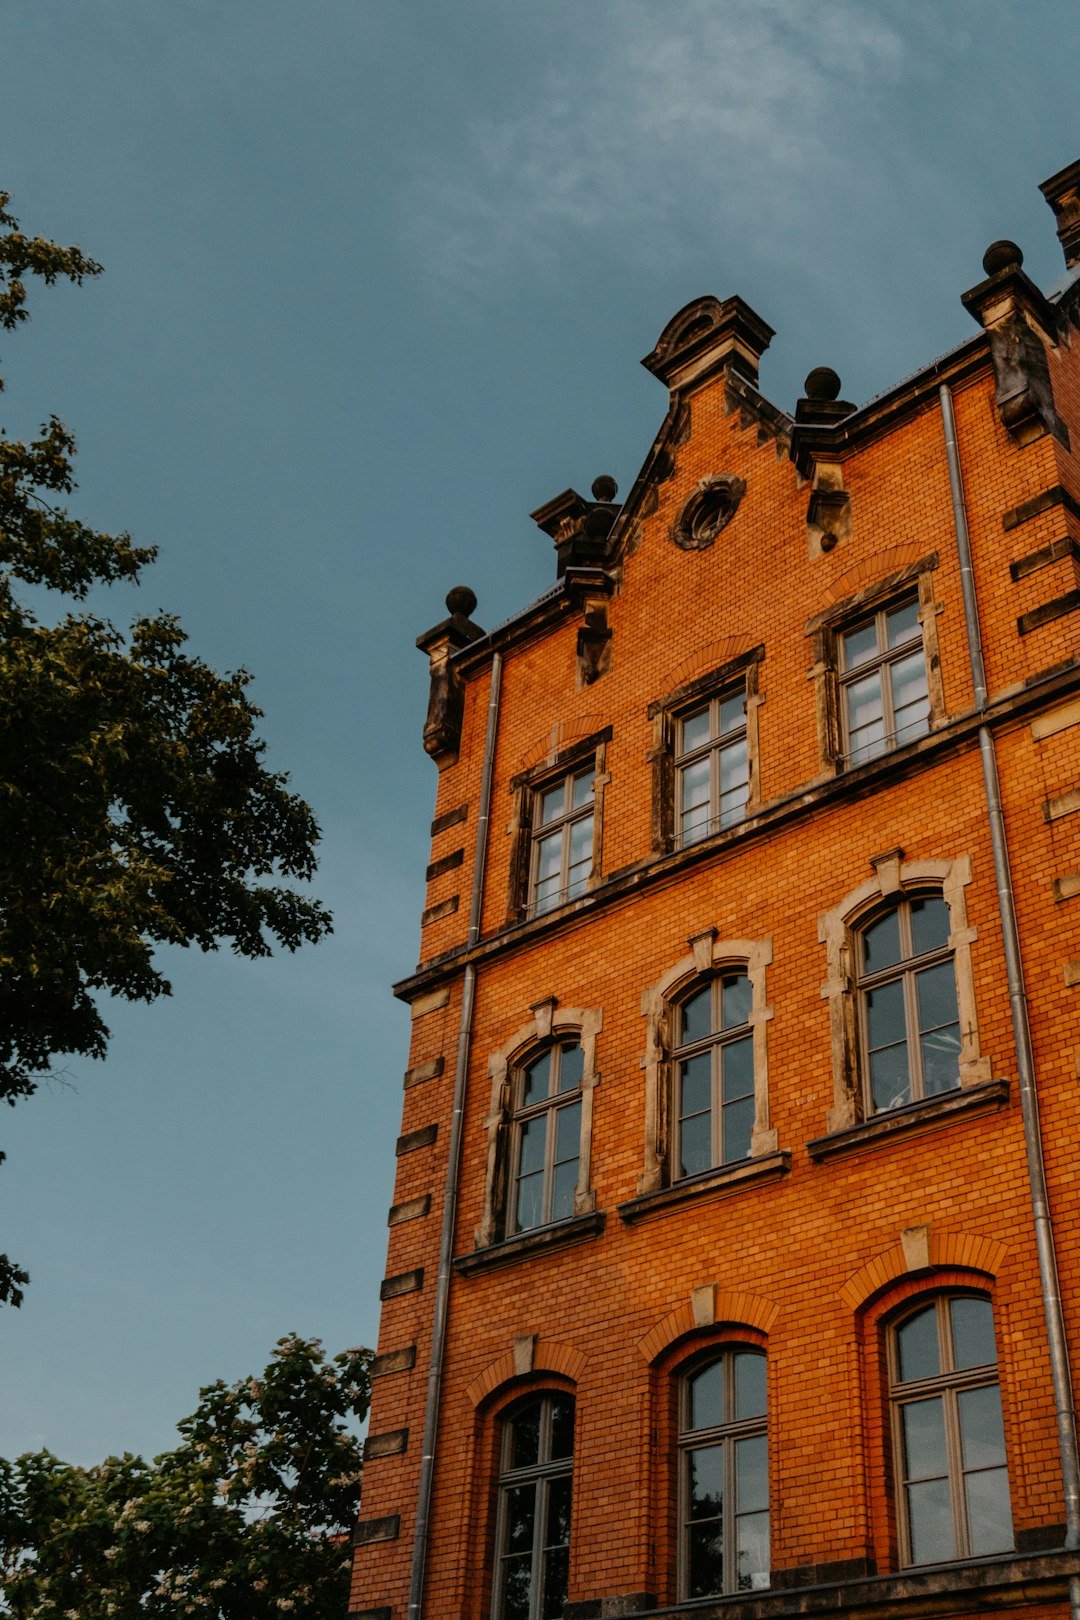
[672,475,747,551]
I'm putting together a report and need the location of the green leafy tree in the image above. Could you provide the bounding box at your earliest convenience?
[0,194,332,1303]
[0,1334,371,1618]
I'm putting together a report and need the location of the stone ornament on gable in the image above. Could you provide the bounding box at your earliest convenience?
[671,474,747,551]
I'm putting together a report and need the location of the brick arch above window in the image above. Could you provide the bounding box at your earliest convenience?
[658,636,759,698]
[638,1288,780,1364]
[637,933,776,1197]
[466,1339,588,1409]
[515,714,609,776]
[840,1232,1009,1315]
[817,854,991,1135]
[474,1003,602,1250]
[821,542,929,606]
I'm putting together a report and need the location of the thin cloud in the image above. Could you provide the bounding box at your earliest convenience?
[404,0,906,292]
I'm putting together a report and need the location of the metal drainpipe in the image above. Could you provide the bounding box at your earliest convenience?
[940,384,1080,1583]
[408,649,503,1620]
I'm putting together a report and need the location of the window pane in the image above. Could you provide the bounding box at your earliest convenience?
[722,1096,754,1163]
[915,960,959,1034]
[721,974,753,1029]
[534,875,561,915]
[521,1051,551,1107]
[958,1385,1007,1472]
[681,707,712,754]
[901,1396,949,1481]
[722,1036,754,1101]
[515,1171,544,1232]
[518,1117,546,1176]
[951,1297,996,1370]
[570,769,594,809]
[545,1474,573,1547]
[549,1397,575,1459]
[501,1554,533,1620]
[681,757,711,812]
[689,1442,725,1519]
[680,1052,712,1118]
[719,692,746,735]
[557,1043,584,1092]
[842,619,879,669]
[542,1545,569,1619]
[535,831,562,881]
[511,1404,542,1469]
[688,1522,725,1599]
[891,649,930,742]
[565,863,590,901]
[537,783,565,827]
[554,1101,581,1166]
[907,1475,954,1565]
[734,1352,767,1419]
[681,800,712,845]
[681,987,713,1045]
[689,1360,725,1430]
[679,1110,712,1178]
[550,1159,577,1222]
[910,895,951,955]
[568,813,593,869]
[719,738,749,824]
[887,598,921,648]
[736,1511,770,1591]
[846,670,886,761]
[735,1434,768,1513]
[866,975,906,1050]
[862,909,902,972]
[897,1306,941,1382]
[964,1466,1013,1556]
[916,963,961,1095]
[506,1481,537,1548]
[870,1038,912,1112]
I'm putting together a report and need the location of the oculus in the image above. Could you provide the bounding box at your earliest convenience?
[673,475,747,551]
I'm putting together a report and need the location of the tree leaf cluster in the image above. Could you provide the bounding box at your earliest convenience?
[0,1334,371,1618]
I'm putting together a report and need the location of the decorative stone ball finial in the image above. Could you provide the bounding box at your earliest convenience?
[445,585,478,619]
[591,475,618,502]
[982,239,1023,277]
[804,367,842,402]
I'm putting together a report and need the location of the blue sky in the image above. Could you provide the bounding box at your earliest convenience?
[1,0,1077,1465]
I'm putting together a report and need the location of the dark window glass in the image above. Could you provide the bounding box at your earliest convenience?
[857,896,961,1114]
[494,1395,575,1620]
[511,1043,583,1234]
[680,1349,769,1599]
[890,1296,1012,1566]
[674,975,755,1177]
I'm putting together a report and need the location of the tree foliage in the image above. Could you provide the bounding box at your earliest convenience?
[0,193,332,1302]
[0,1334,371,1618]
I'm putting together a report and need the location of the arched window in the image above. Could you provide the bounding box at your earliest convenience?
[856,893,961,1114]
[510,1041,584,1233]
[493,1392,574,1620]
[674,974,754,1178]
[889,1294,1012,1565]
[679,1348,769,1598]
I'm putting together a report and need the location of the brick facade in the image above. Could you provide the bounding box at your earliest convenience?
[351,161,1080,1619]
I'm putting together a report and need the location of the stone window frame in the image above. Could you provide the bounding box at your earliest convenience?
[637,932,776,1197]
[804,556,946,776]
[647,648,764,855]
[476,1001,602,1251]
[506,730,611,924]
[818,854,990,1137]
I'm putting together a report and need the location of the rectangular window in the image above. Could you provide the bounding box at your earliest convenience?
[839,595,930,765]
[530,767,595,915]
[675,690,749,847]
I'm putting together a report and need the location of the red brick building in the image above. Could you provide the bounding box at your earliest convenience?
[351,158,1080,1620]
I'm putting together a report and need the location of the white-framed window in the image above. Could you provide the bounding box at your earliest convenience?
[889,1294,1012,1566]
[678,1348,769,1598]
[530,766,595,916]
[509,1041,584,1233]
[856,893,961,1114]
[675,690,749,846]
[839,594,930,764]
[673,974,754,1177]
[493,1392,574,1619]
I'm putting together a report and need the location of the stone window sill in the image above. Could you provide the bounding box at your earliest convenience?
[806,1079,1010,1163]
[617,1151,791,1226]
[453,1210,605,1275]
